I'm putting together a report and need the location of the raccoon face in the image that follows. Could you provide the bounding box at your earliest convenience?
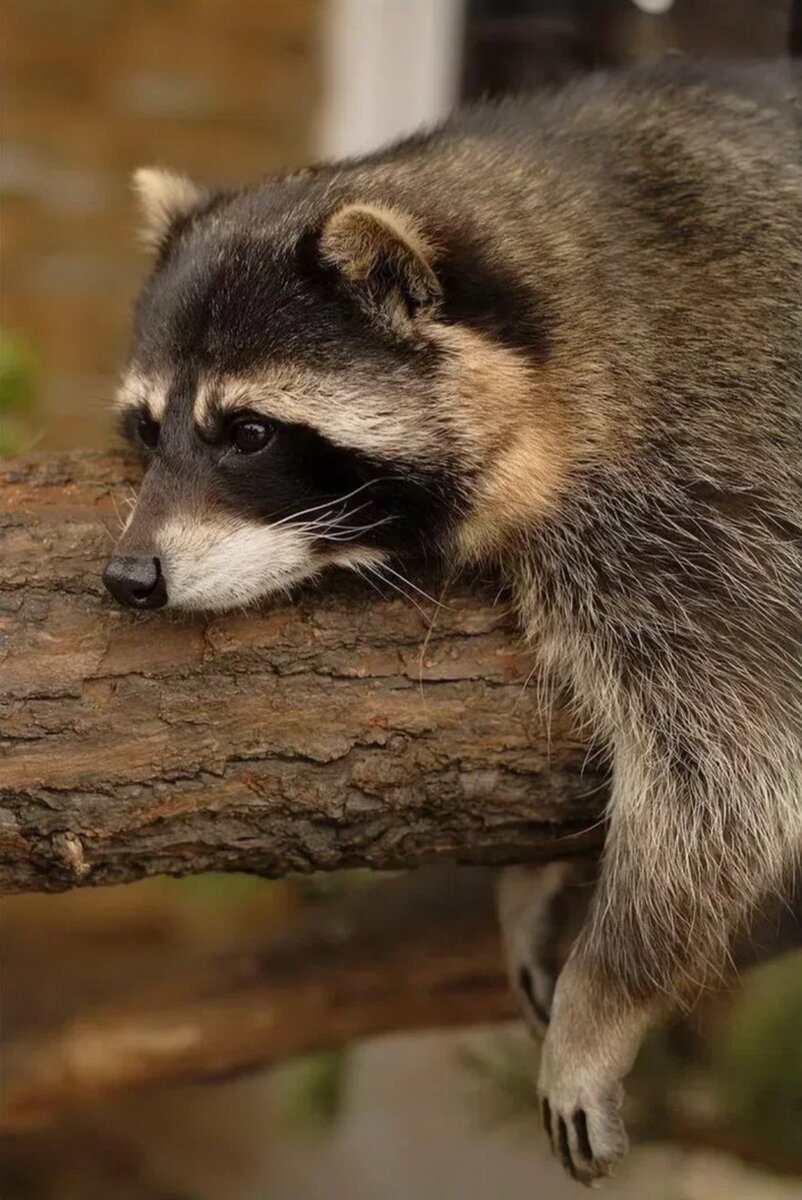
[103,168,565,613]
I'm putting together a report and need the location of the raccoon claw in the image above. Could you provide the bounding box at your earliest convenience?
[539,1078,627,1186]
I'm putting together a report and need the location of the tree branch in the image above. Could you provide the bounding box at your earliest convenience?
[0,453,605,894]
[0,869,511,1129]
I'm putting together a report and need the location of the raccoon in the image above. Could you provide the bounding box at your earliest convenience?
[105,62,802,1184]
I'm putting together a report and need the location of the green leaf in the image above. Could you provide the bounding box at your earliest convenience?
[274,1049,350,1134]
[0,332,39,416]
[712,955,802,1156]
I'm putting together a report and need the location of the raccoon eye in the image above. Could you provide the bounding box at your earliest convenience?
[230,416,274,454]
[137,416,160,450]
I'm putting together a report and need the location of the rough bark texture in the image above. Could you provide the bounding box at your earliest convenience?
[0,452,605,895]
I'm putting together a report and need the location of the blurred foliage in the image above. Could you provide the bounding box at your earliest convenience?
[0,332,38,413]
[459,1032,541,1132]
[273,1049,351,1135]
[289,867,386,904]
[156,868,383,917]
[166,871,278,905]
[0,331,39,456]
[712,955,802,1159]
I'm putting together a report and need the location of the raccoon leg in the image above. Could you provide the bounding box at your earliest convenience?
[496,860,597,1036]
[537,954,652,1185]
[537,744,801,1185]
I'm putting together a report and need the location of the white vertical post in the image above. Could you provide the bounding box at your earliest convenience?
[318,0,465,160]
[630,0,675,12]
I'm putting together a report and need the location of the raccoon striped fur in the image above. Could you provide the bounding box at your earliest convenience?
[105,60,802,1183]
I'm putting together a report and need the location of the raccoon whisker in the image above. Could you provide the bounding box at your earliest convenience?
[415,578,453,705]
[288,510,388,541]
[270,499,354,530]
[514,658,547,712]
[269,480,394,530]
[315,516,396,542]
[109,493,123,527]
[272,506,339,531]
[109,492,128,534]
[361,563,433,624]
[309,501,374,529]
[270,475,415,532]
[352,564,391,602]
[354,567,437,656]
[369,562,453,610]
[97,519,118,545]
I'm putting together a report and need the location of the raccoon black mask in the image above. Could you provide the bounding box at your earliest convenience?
[107,180,471,611]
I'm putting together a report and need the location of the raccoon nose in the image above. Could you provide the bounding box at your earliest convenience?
[103,555,168,610]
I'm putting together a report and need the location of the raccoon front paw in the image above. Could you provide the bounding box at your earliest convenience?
[537,1056,628,1187]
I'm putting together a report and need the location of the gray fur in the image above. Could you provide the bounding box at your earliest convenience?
[115,61,802,1183]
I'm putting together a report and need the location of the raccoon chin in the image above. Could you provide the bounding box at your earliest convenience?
[153,515,389,612]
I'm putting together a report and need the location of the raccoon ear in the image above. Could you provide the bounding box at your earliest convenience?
[132,167,206,251]
[318,203,441,332]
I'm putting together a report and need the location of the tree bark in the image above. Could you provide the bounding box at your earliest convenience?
[0,452,605,895]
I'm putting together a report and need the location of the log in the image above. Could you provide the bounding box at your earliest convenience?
[1,868,511,1130]
[0,452,606,894]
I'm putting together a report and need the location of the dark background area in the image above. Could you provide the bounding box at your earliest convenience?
[463,0,795,94]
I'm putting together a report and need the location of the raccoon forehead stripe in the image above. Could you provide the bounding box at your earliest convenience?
[194,369,442,464]
[115,371,170,421]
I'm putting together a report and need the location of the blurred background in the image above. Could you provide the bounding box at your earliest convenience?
[2,2,802,1197]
